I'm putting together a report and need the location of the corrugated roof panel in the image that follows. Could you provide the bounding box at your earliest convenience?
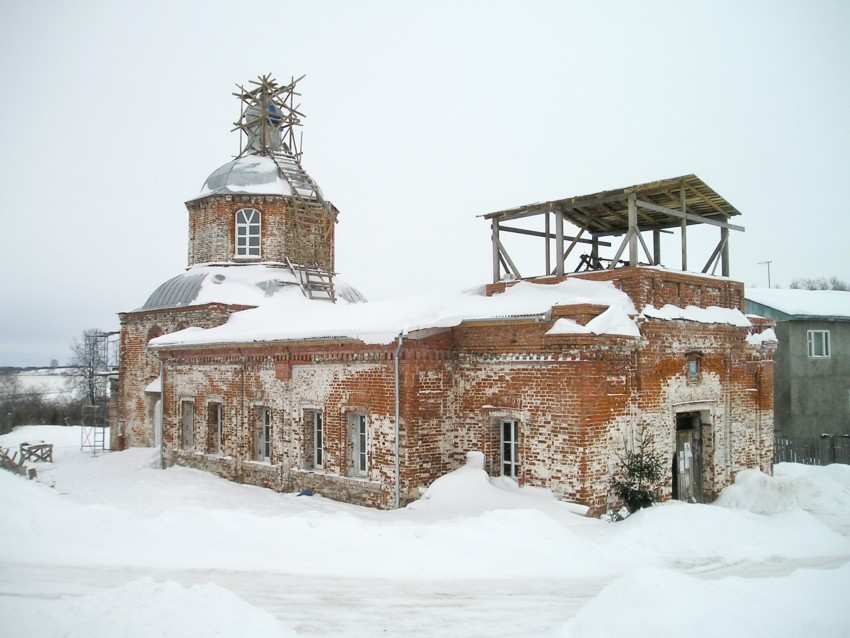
[141,274,206,310]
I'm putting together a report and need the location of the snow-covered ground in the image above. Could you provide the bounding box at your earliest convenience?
[1,426,849,637]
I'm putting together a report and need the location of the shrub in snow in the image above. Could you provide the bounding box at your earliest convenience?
[609,428,665,520]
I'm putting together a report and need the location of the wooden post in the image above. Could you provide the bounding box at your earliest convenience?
[653,229,661,266]
[628,193,638,267]
[555,211,565,276]
[492,219,501,283]
[721,227,730,277]
[545,213,551,276]
[591,236,599,268]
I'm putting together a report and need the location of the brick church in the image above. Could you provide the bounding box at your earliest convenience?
[116,76,776,514]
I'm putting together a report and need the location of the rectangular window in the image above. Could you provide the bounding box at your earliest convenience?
[180,401,195,450]
[501,419,519,479]
[807,330,830,358]
[313,411,324,469]
[207,402,223,454]
[349,414,367,476]
[254,407,271,462]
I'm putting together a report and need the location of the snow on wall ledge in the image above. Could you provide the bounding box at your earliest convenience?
[641,304,751,327]
[150,279,638,348]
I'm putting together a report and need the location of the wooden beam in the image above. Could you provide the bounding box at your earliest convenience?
[555,210,564,276]
[482,192,628,220]
[685,183,731,218]
[628,193,638,267]
[653,229,661,265]
[635,199,745,232]
[701,236,725,274]
[544,214,551,277]
[635,229,653,264]
[609,230,632,269]
[498,225,606,245]
[495,236,522,279]
[492,219,501,283]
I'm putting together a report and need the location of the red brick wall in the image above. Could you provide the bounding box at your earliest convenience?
[142,268,774,512]
[117,304,251,448]
[186,194,334,270]
[486,268,745,313]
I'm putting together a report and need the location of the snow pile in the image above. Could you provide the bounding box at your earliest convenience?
[602,499,850,566]
[152,278,636,348]
[716,463,850,533]
[2,426,850,637]
[641,304,751,327]
[546,305,640,337]
[410,451,590,518]
[4,578,292,638]
[746,287,850,319]
[746,326,778,345]
[560,564,850,638]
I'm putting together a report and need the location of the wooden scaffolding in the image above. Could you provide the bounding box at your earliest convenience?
[232,74,337,301]
[482,175,745,283]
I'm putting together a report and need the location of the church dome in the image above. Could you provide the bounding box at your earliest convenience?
[138,265,367,312]
[193,154,293,199]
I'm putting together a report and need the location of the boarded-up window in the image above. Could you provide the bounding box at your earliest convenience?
[181,401,194,450]
[207,402,223,454]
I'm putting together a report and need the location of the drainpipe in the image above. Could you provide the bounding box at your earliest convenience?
[394,333,404,509]
[147,349,165,470]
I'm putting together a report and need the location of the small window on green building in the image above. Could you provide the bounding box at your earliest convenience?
[807,330,830,358]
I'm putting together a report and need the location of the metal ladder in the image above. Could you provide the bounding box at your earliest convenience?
[271,150,336,302]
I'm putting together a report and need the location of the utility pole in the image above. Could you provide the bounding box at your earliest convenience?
[758,260,773,288]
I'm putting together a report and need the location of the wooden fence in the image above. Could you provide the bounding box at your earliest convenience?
[774,435,850,466]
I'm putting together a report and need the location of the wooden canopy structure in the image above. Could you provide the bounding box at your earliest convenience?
[482,174,744,283]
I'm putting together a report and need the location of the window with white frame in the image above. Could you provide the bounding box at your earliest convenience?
[349,413,367,476]
[180,401,195,450]
[235,208,261,259]
[501,419,519,479]
[807,330,831,358]
[254,407,271,462]
[207,402,223,454]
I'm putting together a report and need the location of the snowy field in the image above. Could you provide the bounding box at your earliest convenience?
[1,426,849,637]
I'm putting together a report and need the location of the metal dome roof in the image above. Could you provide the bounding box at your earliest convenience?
[140,273,207,310]
[193,154,292,200]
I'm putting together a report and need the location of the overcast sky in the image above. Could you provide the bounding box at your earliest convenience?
[1,0,848,367]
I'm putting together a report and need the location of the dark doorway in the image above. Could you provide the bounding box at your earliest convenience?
[673,412,703,503]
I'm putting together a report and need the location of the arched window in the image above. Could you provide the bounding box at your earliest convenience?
[235,208,261,258]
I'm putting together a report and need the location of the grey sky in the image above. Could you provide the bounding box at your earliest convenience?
[1,0,848,366]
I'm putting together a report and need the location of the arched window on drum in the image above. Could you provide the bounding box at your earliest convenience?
[235,208,261,259]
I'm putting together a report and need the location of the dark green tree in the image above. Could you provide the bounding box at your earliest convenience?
[610,428,665,518]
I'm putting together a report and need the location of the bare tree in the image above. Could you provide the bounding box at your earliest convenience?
[68,329,110,407]
[790,277,849,291]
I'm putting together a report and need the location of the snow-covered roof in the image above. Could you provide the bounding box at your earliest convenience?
[192,155,293,199]
[150,279,640,349]
[137,264,366,312]
[745,288,850,320]
[641,304,751,327]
